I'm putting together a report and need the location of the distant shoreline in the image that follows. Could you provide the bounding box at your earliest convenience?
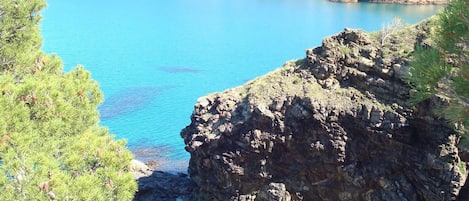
[328,0,448,5]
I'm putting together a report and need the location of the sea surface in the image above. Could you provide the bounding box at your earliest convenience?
[40,0,443,171]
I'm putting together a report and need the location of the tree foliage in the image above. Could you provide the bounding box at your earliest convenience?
[408,0,469,134]
[0,0,137,200]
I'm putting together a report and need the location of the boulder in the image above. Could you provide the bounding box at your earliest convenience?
[130,159,153,180]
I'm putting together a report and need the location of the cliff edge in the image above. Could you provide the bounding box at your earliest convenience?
[181,21,467,201]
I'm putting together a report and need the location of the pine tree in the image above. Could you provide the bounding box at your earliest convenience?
[408,0,469,134]
[0,0,137,200]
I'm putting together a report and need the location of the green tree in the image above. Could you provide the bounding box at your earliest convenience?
[408,0,469,134]
[0,0,137,200]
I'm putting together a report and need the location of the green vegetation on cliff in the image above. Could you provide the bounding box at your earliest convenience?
[0,0,137,200]
[408,0,469,134]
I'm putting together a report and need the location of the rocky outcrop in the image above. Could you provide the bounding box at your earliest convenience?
[130,159,154,180]
[181,21,467,201]
[133,171,195,201]
[329,0,448,4]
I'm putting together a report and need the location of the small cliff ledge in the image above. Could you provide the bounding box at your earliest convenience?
[181,22,467,201]
[328,0,448,4]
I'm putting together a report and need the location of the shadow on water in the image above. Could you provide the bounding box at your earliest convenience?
[158,66,202,73]
[99,86,176,120]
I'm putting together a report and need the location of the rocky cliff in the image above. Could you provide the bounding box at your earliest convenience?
[181,20,468,201]
[328,0,448,4]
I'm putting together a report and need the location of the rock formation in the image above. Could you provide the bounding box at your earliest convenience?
[132,160,196,201]
[181,21,467,201]
[133,171,195,201]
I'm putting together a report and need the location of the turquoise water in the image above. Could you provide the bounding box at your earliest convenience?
[40,0,443,171]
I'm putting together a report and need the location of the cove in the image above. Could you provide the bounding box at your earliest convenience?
[40,0,443,171]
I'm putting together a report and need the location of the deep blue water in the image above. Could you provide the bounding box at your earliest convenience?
[40,0,443,171]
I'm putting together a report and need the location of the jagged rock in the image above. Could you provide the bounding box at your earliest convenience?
[328,0,448,4]
[133,171,196,201]
[130,159,153,179]
[181,23,467,201]
[131,159,196,201]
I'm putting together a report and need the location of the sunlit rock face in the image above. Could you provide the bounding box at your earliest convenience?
[181,24,466,201]
[329,0,448,4]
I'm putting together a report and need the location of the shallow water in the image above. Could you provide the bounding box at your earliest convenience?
[41,0,443,171]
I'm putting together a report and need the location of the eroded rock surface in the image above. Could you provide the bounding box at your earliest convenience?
[181,23,467,201]
[133,171,195,201]
[131,159,195,201]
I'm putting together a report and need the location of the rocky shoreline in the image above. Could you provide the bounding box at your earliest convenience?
[131,159,195,201]
[328,0,448,4]
[134,170,195,201]
[133,16,468,201]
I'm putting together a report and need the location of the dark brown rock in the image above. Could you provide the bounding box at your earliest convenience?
[133,171,195,201]
[181,24,467,201]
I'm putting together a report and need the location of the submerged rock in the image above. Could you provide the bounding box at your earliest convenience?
[181,23,467,201]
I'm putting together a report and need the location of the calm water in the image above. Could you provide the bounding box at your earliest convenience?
[41,0,443,171]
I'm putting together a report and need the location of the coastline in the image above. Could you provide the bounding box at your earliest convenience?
[180,18,466,199]
[131,146,189,173]
[328,0,449,4]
